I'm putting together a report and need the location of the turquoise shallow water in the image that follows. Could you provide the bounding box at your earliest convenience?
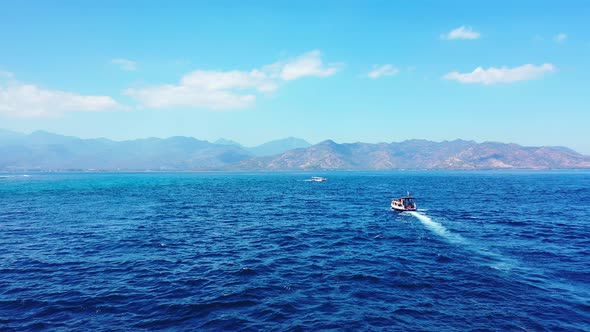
[1,171,589,331]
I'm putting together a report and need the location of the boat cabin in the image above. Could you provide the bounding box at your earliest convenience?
[391,195,417,211]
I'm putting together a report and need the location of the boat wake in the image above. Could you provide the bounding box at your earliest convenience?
[408,211,590,301]
[0,174,31,179]
[407,211,516,271]
[408,211,465,244]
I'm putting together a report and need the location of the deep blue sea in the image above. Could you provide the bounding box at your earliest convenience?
[1,171,589,331]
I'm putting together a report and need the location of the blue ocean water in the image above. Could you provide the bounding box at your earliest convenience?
[1,171,589,331]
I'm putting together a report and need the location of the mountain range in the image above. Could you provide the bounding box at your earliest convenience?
[1,129,589,171]
[214,137,311,156]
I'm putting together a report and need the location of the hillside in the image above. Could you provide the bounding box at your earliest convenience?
[233,139,590,170]
[1,130,588,171]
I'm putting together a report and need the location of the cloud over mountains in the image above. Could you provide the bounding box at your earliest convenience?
[125,50,340,110]
[0,82,125,118]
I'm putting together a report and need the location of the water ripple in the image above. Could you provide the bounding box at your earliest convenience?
[1,171,589,331]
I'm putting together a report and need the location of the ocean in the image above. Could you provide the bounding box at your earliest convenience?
[1,171,589,331]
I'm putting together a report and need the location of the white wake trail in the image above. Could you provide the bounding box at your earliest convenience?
[408,211,465,244]
[407,211,516,271]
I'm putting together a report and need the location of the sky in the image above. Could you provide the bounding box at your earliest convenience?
[0,0,589,153]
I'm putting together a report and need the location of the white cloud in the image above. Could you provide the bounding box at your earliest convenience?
[443,63,556,84]
[368,64,399,79]
[126,50,340,110]
[0,70,14,79]
[554,33,567,42]
[181,70,278,93]
[124,69,274,110]
[441,26,480,40]
[111,58,137,71]
[277,50,340,81]
[0,82,125,118]
[124,83,257,110]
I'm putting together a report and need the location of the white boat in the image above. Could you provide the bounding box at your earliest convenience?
[391,193,417,211]
[310,176,327,182]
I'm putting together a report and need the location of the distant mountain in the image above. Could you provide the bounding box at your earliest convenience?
[233,139,590,170]
[214,138,244,148]
[216,136,311,156]
[0,131,252,170]
[0,129,25,140]
[1,130,588,171]
[248,137,311,156]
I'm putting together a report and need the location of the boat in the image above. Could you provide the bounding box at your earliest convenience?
[391,193,417,211]
[310,176,327,182]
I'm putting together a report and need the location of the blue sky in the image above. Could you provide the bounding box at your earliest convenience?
[1,1,589,153]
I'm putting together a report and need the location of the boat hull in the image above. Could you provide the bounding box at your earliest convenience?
[391,204,417,212]
[310,177,327,182]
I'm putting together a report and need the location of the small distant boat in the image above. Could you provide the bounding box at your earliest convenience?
[391,192,417,212]
[310,176,327,182]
